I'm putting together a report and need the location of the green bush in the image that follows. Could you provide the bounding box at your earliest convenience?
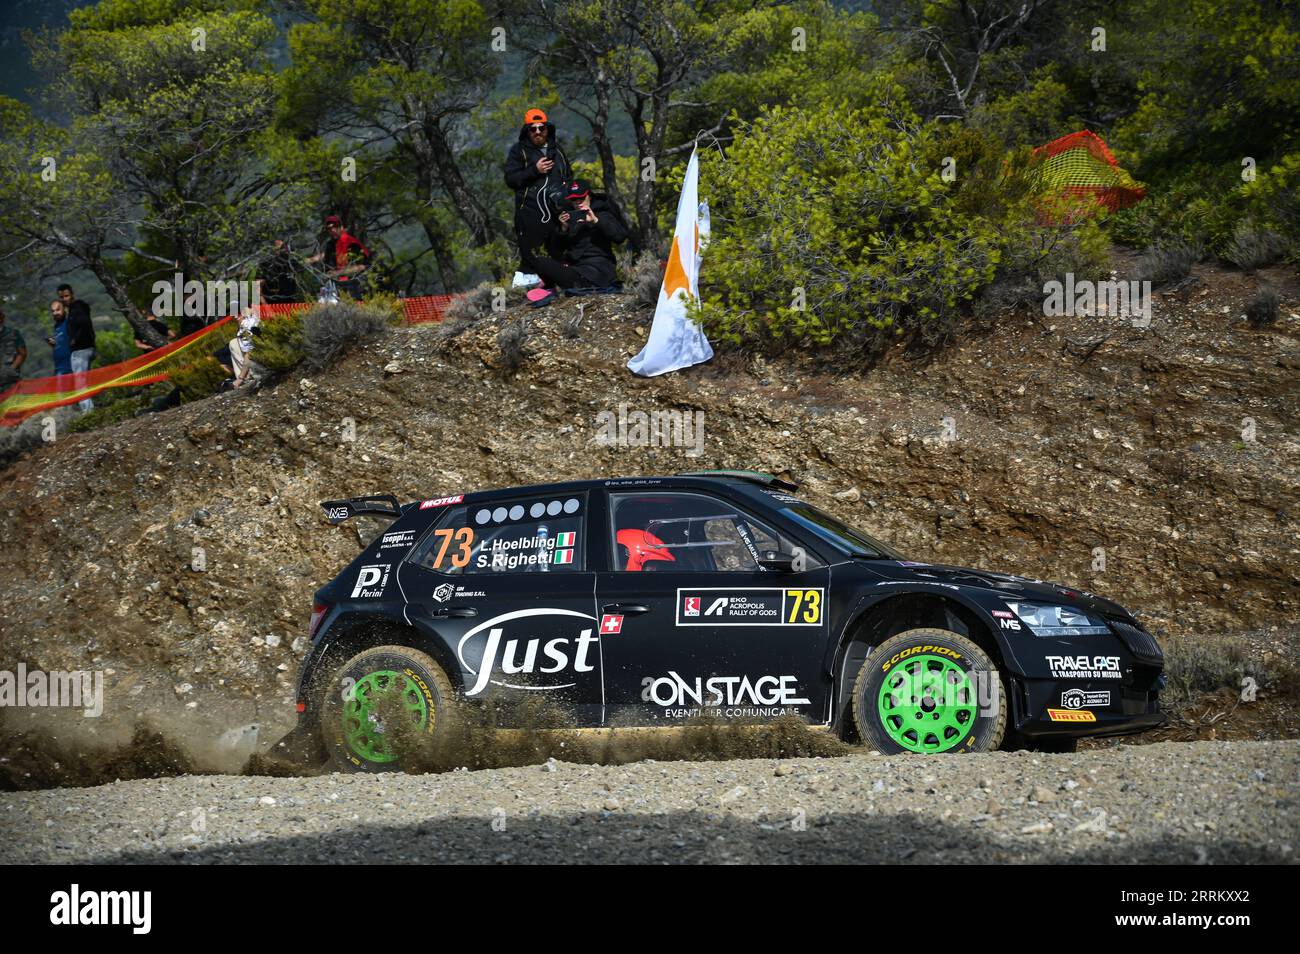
[172,356,230,403]
[252,312,306,373]
[1109,152,1300,264]
[697,94,1008,353]
[695,92,1111,354]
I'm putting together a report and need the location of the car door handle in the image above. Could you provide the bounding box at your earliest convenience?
[602,603,649,615]
[431,606,478,619]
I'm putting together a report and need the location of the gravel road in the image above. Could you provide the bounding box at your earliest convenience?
[2,741,1296,864]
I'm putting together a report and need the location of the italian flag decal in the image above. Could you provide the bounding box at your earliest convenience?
[555,531,576,547]
[553,549,574,564]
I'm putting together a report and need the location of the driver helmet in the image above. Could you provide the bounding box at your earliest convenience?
[616,528,676,571]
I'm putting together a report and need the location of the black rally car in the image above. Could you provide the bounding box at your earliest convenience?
[276,471,1164,770]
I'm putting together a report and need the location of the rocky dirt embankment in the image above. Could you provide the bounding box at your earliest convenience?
[0,261,1295,747]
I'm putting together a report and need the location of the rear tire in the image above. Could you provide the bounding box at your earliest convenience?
[853,628,1006,754]
[322,644,457,773]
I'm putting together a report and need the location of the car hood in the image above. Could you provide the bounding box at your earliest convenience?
[862,560,1135,620]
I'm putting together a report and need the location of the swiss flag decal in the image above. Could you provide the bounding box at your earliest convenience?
[600,614,624,635]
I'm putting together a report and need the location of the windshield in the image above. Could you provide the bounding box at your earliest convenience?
[781,504,902,560]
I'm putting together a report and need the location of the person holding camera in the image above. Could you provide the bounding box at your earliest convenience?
[503,108,572,282]
[526,180,628,304]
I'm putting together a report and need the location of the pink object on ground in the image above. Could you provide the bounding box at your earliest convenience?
[526,287,554,303]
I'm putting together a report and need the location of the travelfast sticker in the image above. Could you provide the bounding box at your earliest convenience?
[1045,655,1122,679]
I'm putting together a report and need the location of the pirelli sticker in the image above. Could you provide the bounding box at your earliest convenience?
[1047,708,1097,723]
[676,588,824,627]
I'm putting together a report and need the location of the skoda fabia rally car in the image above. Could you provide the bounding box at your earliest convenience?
[276,471,1164,771]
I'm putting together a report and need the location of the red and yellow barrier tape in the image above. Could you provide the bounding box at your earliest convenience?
[1029,130,1146,222]
[1,294,457,426]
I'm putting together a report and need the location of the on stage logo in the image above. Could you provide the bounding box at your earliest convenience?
[50,884,151,934]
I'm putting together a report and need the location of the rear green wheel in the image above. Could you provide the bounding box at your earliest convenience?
[323,645,456,772]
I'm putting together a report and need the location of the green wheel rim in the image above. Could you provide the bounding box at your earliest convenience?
[877,654,977,753]
[342,669,430,764]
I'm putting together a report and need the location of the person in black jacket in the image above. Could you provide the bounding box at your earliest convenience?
[527,180,628,302]
[257,239,300,303]
[503,108,572,279]
[56,283,96,411]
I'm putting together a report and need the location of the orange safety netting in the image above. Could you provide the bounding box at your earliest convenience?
[1029,130,1145,222]
[0,294,459,426]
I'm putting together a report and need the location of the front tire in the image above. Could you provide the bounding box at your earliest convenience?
[853,628,1006,754]
[322,644,457,773]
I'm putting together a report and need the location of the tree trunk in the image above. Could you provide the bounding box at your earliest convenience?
[425,123,496,247]
[590,70,623,209]
[87,257,165,347]
[631,90,671,253]
[418,216,459,292]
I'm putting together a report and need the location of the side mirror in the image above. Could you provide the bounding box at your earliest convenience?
[757,549,796,573]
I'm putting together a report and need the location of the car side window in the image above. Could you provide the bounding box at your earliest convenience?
[610,491,817,572]
[408,493,586,574]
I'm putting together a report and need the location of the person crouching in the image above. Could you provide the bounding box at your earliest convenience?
[527,180,628,305]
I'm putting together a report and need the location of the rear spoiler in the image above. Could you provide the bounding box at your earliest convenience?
[320,495,403,525]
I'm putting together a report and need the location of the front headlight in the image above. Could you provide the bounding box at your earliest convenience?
[1003,602,1110,637]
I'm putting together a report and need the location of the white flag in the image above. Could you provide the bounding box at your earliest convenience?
[627,147,714,376]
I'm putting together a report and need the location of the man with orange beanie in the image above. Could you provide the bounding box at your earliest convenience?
[503,108,572,283]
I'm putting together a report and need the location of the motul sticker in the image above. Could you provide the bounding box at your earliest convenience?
[420,495,464,510]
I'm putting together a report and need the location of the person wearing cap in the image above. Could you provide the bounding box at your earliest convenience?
[503,108,572,281]
[307,215,372,299]
[525,178,629,304]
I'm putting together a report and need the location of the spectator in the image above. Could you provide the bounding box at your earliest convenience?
[0,308,27,391]
[526,180,629,305]
[503,108,572,283]
[57,284,95,411]
[134,313,176,353]
[306,215,371,300]
[258,239,299,303]
[46,300,72,374]
[230,305,260,388]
